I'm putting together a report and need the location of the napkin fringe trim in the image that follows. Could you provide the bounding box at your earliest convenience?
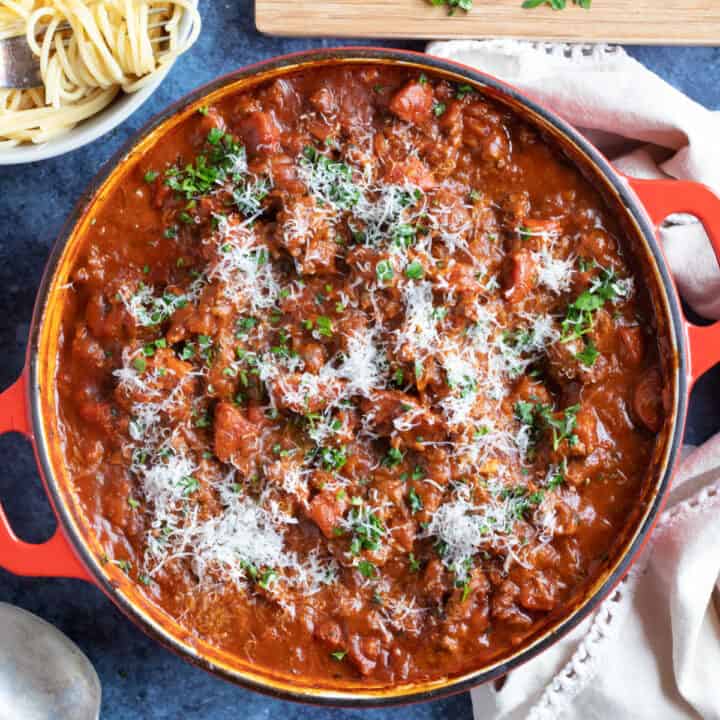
[526,479,720,720]
[427,39,624,65]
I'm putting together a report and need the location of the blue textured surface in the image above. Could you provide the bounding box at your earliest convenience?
[0,3,718,719]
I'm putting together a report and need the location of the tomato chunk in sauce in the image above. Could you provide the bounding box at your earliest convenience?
[56,66,665,686]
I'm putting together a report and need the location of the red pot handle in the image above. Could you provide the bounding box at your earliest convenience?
[627,177,720,385]
[0,371,90,580]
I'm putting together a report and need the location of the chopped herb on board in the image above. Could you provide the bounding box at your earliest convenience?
[522,0,591,8]
[429,0,590,13]
[430,0,473,14]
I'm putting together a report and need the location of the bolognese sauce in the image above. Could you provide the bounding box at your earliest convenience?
[56,66,664,685]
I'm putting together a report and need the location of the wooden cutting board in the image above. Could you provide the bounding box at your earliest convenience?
[255,0,720,44]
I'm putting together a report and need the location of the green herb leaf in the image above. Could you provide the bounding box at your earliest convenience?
[455,84,475,99]
[207,127,224,145]
[404,260,425,280]
[316,315,333,337]
[258,569,278,590]
[408,487,423,514]
[376,259,394,282]
[430,0,472,13]
[319,446,347,471]
[576,339,600,367]
[384,447,404,468]
[357,559,377,578]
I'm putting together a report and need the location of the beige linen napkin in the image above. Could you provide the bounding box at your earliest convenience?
[426,40,720,720]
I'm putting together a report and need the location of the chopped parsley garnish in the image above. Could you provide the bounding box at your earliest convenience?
[142,338,167,357]
[330,650,347,661]
[180,475,200,495]
[408,552,421,572]
[433,102,447,117]
[407,487,423,514]
[316,315,334,337]
[384,447,404,468]
[196,334,214,364]
[518,225,533,241]
[113,559,132,574]
[240,560,259,580]
[194,412,210,429]
[515,401,581,451]
[575,339,600,367]
[561,265,629,341]
[236,316,257,336]
[258,569,278,590]
[233,177,271,217]
[392,223,417,248]
[347,504,385,555]
[514,400,536,426]
[546,464,566,490]
[207,127,224,145]
[404,260,425,280]
[300,145,361,209]
[542,404,581,451]
[455,84,475,99]
[357,559,377,578]
[376,260,394,282]
[164,132,246,201]
[499,485,545,520]
[143,170,159,183]
[126,285,188,327]
[319,446,347,471]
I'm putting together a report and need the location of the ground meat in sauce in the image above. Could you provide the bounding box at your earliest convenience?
[56,65,665,686]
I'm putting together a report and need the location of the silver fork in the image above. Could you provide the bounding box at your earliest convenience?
[0,35,41,89]
[0,10,170,89]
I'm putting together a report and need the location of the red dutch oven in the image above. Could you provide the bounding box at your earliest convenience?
[1,48,719,705]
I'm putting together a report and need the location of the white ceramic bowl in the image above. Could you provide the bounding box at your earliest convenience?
[0,10,194,166]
